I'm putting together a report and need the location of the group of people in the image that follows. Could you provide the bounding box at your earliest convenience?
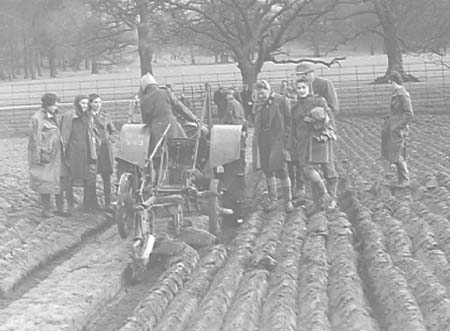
[251,63,339,215]
[28,63,413,219]
[251,64,413,215]
[28,93,117,217]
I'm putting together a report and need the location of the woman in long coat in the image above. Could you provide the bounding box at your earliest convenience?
[290,77,337,215]
[252,80,294,212]
[381,71,414,188]
[28,93,66,217]
[89,93,118,209]
[61,95,99,212]
[139,73,186,154]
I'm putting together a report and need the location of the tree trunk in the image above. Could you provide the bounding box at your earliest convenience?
[238,60,258,89]
[91,57,98,74]
[372,0,418,84]
[36,50,43,77]
[190,46,196,64]
[29,47,36,79]
[85,58,90,70]
[62,57,67,71]
[137,10,153,76]
[49,52,57,77]
[0,65,6,80]
[24,41,29,79]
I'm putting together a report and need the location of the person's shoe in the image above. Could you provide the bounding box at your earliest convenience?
[395,180,410,188]
[305,203,324,217]
[285,200,295,213]
[328,199,338,210]
[54,209,71,217]
[41,209,52,218]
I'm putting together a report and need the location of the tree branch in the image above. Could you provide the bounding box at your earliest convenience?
[268,56,347,68]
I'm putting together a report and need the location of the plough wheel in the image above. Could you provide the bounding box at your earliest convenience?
[117,172,135,239]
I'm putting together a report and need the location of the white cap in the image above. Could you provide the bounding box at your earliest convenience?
[140,72,157,89]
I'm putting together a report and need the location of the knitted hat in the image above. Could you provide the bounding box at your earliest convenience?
[140,72,157,89]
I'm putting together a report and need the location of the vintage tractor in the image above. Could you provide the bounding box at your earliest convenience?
[113,84,246,281]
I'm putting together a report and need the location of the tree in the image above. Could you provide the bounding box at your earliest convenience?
[169,0,342,87]
[88,0,166,75]
[329,0,450,83]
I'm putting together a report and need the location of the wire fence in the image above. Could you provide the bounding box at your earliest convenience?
[1,60,449,136]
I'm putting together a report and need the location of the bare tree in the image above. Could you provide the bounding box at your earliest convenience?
[169,0,342,87]
[88,0,166,75]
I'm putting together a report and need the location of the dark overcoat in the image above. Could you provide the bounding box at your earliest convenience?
[252,93,291,173]
[92,110,118,175]
[140,86,187,153]
[28,109,63,194]
[312,77,339,114]
[290,95,335,166]
[60,109,97,184]
[381,86,414,163]
[221,99,246,125]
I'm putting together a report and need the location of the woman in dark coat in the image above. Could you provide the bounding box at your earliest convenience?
[61,95,99,212]
[290,77,337,215]
[381,71,414,188]
[28,93,67,217]
[139,73,187,154]
[89,94,118,209]
[252,80,294,212]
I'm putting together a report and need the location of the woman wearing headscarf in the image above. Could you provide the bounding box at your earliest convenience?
[28,93,67,217]
[290,77,337,215]
[89,93,118,209]
[61,95,99,212]
[381,71,414,188]
[252,80,294,213]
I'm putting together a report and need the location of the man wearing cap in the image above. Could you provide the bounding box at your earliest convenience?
[295,63,339,208]
[139,72,187,154]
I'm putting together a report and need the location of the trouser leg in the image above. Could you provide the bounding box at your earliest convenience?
[304,166,329,215]
[40,194,51,217]
[279,176,294,213]
[265,174,278,201]
[396,161,410,185]
[102,173,112,208]
[55,194,64,212]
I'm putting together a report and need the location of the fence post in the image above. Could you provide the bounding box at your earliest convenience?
[425,62,429,106]
[355,66,360,109]
[442,61,447,107]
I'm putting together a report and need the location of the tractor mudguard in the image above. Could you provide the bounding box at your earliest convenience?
[210,124,243,167]
[116,124,151,168]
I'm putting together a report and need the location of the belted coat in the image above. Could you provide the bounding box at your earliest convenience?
[252,93,291,173]
[28,109,63,194]
[381,86,414,163]
[92,110,118,175]
[140,85,187,153]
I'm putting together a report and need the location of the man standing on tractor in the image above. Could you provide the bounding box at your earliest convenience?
[295,63,339,209]
[139,73,187,154]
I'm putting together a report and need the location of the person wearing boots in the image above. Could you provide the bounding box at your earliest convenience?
[290,77,337,216]
[89,93,118,210]
[381,71,414,188]
[252,80,294,213]
[28,93,68,218]
[295,63,339,208]
[61,95,99,212]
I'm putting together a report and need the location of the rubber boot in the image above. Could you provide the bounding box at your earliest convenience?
[66,185,75,214]
[265,176,278,212]
[83,182,100,212]
[102,174,112,209]
[54,194,70,217]
[395,161,410,188]
[305,170,329,216]
[41,194,52,218]
[280,177,294,213]
[326,178,339,210]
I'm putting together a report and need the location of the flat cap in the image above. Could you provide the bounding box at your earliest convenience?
[140,72,157,89]
[295,63,315,74]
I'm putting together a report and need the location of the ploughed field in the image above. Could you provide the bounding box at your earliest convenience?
[2,113,450,330]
